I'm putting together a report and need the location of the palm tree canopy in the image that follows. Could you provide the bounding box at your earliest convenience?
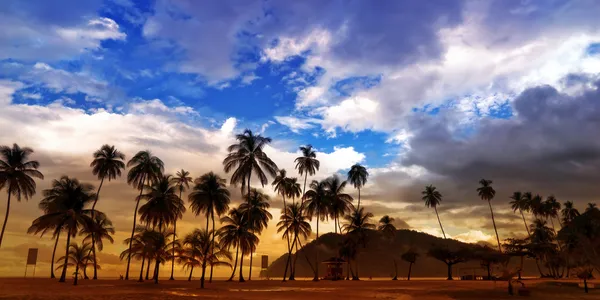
[302,180,330,221]
[401,249,419,263]
[378,215,396,238]
[172,169,193,194]
[530,194,544,217]
[218,208,258,255]
[182,229,232,268]
[422,185,442,208]
[347,164,368,189]
[56,242,93,270]
[544,195,561,219]
[80,212,114,251]
[342,206,376,235]
[223,129,278,188]
[239,189,272,234]
[326,175,353,220]
[530,219,555,244]
[126,150,164,189]
[476,179,495,201]
[509,191,529,212]
[294,145,320,177]
[561,201,580,225]
[272,169,288,197]
[0,143,44,201]
[586,202,597,212]
[188,172,231,218]
[277,203,312,240]
[138,174,186,229]
[90,144,125,181]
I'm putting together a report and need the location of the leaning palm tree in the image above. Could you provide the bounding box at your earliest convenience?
[561,201,580,225]
[168,169,193,280]
[55,242,93,285]
[422,185,446,238]
[326,175,353,233]
[509,192,531,236]
[477,179,501,252]
[303,179,330,281]
[294,145,320,197]
[89,144,124,279]
[401,249,419,280]
[28,176,96,283]
[80,212,114,279]
[0,144,44,248]
[219,208,258,282]
[239,189,272,279]
[125,150,164,279]
[347,164,368,210]
[277,202,311,281]
[378,215,397,279]
[342,206,375,280]
[188,171,231,282]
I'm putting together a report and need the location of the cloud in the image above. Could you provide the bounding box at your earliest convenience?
[274,116,319,133]
[0,80,24,105]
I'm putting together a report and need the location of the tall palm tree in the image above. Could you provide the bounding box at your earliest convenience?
[55,242,93,285]
[561,201,580,225]
[477,179,501,252]
[544,195,561,231]
[277,203,311,281]
[0,144,44,248]
[401,249,419,280]
[509,191,531,236]
[347,164,368,210]
[80,212,114,279]
[89,144,124,279]
[239,189,272,280]
[530,194,544,220]
[272,169,292,279]
[219,208,258,282]
[422,185,446,239]
[188,171,231,282]
[125,150,164,279]
[303,179,330,281]
[183,229,232,288]
[342,206,375,280]
[168,169,193,280]
[378,215,397,280]
[294,145,319,198]
[326,175,353,234]
[28,176,96,283]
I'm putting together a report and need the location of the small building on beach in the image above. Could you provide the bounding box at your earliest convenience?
[322,257,345,280]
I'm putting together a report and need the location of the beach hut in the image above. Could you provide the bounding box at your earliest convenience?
[322,257,345,280]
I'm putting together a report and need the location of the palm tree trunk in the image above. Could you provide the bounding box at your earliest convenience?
[74,265,79,286]
[170,190,182,281]
[227,245,239,281]
[59,231,72,282]
[50,231,61,279]
[281,195,291,281]
[313,210,319,281]
[200,255,207,288]
[289,235,298,280]
[126,175,146,279]
[91,177,104,280]
[488,200,502,252]
[407,262,413,280]
[188,266,194,281]
[433,206,446,239]
[446,264,452,280]
[518,256,523,280]
[520,209,530,236]
[246,173,252,281]
[239,251,245,282]
[302,173,308,203]
[354,253,359,280]
[154,258,159,284]
[83,263,89,279]
[392,259,398,280]
[357,187,361,210]
[145,258,151,280]
[0,189,12,248]
[209,211,216,283]
[138,255,145,282]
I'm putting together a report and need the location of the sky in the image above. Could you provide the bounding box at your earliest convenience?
[1,0,600,278]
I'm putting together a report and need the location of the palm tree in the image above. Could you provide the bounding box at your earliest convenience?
[272,169,292,280]
[326,175,353,234]
[120,226,154,282]
[80,213,114,279]
[219,208,258,282]
[277,203,311,281]
[183,229,232,288]
[342,206,375,280]
[125,150,164,280]
[401,249,419,280]
[530,194,544,220]
[138,174,186,230]
[169,169,193,280]
[89,144,124,279]
[509,191,531,236]
[477,179,501,252]
[303,179,330,281]
[378,215,397,279]
[28,176,96,283]
[188,171,231,282]
[561,201,580,225]
[339,236,358,280]
[586,202,597,212]
[27,202,62,278]
[544,195,561,231]
[294,145,320,198]
[55,242,93,285]
[422,185,446,239]
[0,144,44,248]
[347,164,368,210]
[239,189,272,279]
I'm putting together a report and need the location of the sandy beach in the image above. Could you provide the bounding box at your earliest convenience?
[0,278,597,300]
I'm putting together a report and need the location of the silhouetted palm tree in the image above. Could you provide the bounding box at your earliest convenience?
[477,179,501,252]
[342,206,375,280]
[120,226,153,282]
[303,179,330,281]
[586,202,597,212]
[272,169,292,279]
[326,175,353,234]
[378,215,397,279]
[56,242,93,285]
[27,204,62,278]
[277,202,311,281]
[294,145,319,198]
[544,195,561,231]
[422,185,446,238]
[169,169,193,280]
[80,213,114,279]
[530,194,544,220]
[510,191,531,236]
[28,176,96,283]
[219,208,257,282]
[0,144,44,248]
[347,164,368,210]
[561,201,580,225]
[339,236,357,280]
[401,249,419,280]
[239,189,272,279]
[89,144,124,279]
[138,174,186,230]
[125,150,164,280]
[188,171,230,282]
[183,229,232,288]
[428,246,470,280]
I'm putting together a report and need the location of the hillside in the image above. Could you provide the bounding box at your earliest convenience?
[267,229,540,279]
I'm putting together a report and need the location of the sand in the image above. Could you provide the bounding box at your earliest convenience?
[0,278,598,299]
